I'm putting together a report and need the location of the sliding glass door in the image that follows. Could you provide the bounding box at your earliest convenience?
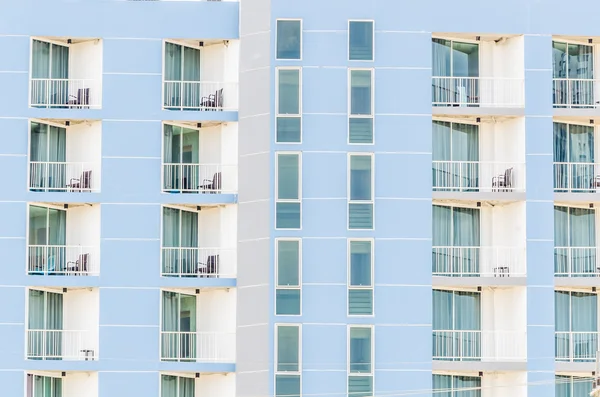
[555,291,597,361]
[161,375,194,397]
[432,39,479,106]
[164,42,201,109]
[28,289,63,360]
[433,205,481,276]
[28,206,67,274]
[162,207,198,276]
[554,123,595,192]
[161,291,197,361]
[555,206,597,276]
[26,374,62,397]
[432,121,479,191]
[32,39,69,107]
[553,41,594,107]
[163,124,199,192]
[30,122,67,191]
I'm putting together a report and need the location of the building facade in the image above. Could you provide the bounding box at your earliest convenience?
[1,0,600,396]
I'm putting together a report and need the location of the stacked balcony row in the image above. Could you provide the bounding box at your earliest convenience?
[25,37,238,110]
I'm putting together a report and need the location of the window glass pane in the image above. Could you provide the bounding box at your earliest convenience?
[275,375,300,397]
[165,42,182,81]
[278,154,300,199]
[350,70,372,115]
[568,44,593,79]
[277,21,301,60]
[278,69,300,114]
[348,376,373,397]
[277,326,300,371]
[349,289,373,315]
[350,241,371,285]
[571,292,597,332]
[349,327,372,373]
[350,156,372,200]
[278,240,300,286]
[161,375,178,397]
[277,117,301,143]
[454,375,481,397]
[349,21,373,61]
[432,374,453,397]
[276,203,301,229]
[276,289,301,315]
[432,38,452,77]
[452,41,479,77]
[349,203,373,230]
[553,41,568,78]
[349,118,373,144]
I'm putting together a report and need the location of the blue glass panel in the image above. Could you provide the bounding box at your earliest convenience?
[349,289,373,315]
[277,240,300,286]
[277,21,301,60]
[349,203,373,230]
[275,375,300,397]
[277,117,301,143]
[348,376,373,397]
[276,289,301,315]
[277,325,299,371]
[349,21,373,61]
[350,70,372,115]
[276,203,301,229]
[349,118,373,144]
[349,327,372,373]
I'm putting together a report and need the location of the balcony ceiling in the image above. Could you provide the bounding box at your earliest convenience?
[432,33,520,42]
[35,36,100,45]
[169,38,226,48]
[433,114,521,124]
[165,120,224,129]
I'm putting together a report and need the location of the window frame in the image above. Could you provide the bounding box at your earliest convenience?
[431,37,480,78]
[159,373,197,397]
[347,153,375,230]
[161,39,204,111]
[347,325,374,397]
[348,68,375,145]
[275,67,303,144]
[348,20,375,62]
[347,238,374,317]
[432,373,482,397]
[275,152,302,230]
[551,40,594,79]
[274,324,302,397]
[275,19,303,61]
[275,238,302,316]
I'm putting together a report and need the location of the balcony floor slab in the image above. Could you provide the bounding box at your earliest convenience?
[433,191,525,204]
[432,106,525,117]
[432,360,527,372]
[433,276,526,288]
[555,277,600,288]
[555,192,600,204]
[555,361,596,373]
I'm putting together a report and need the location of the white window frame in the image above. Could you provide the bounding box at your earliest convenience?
[275,238,302,316]
[347,238,374,317]
[274,324,302,397]
[275,67,303,144]
[347,153,375,230]
[347,325,374,397]
[275,19,303,61]
[348,69,375,145]
[347,20,375,62]
[275,152,302,230]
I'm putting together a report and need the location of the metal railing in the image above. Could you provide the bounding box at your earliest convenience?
[161,247,236,278]
[432,330,526,361]
[555,331,598,362]
[554,162,600,193]
[553,79,598,108]
[29,161,100,192]
[27,245,99,276]
[30,79,100,109]
[432,161,525,192]
[432,77,525,108]
[26,329,96,360]
[432,246,526,277]
[555,247,599,277]
[163,81,238,111]
[162,163,237,194]
[160,331,235,362]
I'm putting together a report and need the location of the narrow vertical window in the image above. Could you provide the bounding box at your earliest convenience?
[276,153,301,229]
[348,240,373,315]
[276,239,301,315]
[276,325,301,397]
[348,154,373,229]
[277,20,302,60]
[348,326,373,397]
[349,21,374,61]
[349,70,374,143]
[277,68,302,143]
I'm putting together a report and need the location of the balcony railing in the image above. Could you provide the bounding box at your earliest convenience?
[432,246,526,277]
[30,79,100,109]
[432,161,525,192]
[162,163,237,194]
[29,162,99,192]
[163,81,238,111]
[555,331,598,362]
[554,162,600,193]
[432,77,524,108]
[161,247,236,278]
[555,247,599,277]
[28,245,99,276]
[553,79,598,108]
[160,331,235,362]
[433,330,526,361]
[26,329,96,360]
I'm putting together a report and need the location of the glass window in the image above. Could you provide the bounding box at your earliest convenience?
[349,155,373,229]
[554,206,597,276]
[432,39,479,78]
[349,70,373,143]
[276,240,301,315]
[276,153,301,229]
[163,42,201,110]
[433,374,481,397]
[277,325,300,372]
[349,327,372,373]
[349,21,373,61]
[277,69,301,143]
[349,240,373,315]
[161,374,195,397]
[277,20,301,60]
[348,376,373,397]
[555,375,593,397]
[26,374,62,397]
[275,375,300,397]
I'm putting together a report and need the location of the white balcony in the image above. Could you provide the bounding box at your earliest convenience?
[26,329,96,360]
[162,164,237,194]
[555,331,598,362]
[163,81,238,111]
[27,245,99,275]
[555,247,599,277]
[432,330,526,361]
[30,37,103,109]
[161,247,236,278]
[432,246,526,277]
[433,161,525,192]
[29,161,100,192]
[160,331,235,362]
[553,79,599,108]
[554,162,600,193]
[432,77,524,108]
